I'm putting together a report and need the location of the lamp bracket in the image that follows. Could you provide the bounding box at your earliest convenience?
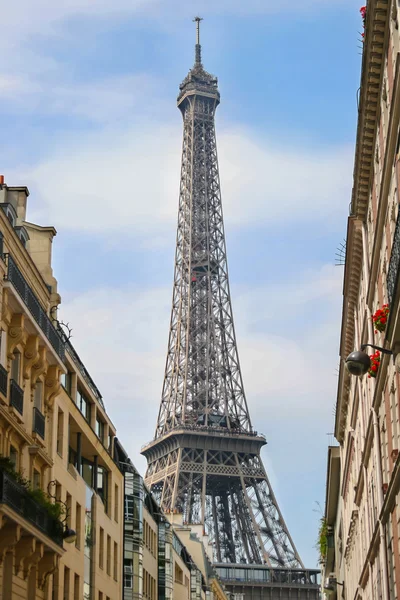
[360,344,392,355]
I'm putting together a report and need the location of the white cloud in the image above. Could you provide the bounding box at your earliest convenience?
[0,74,162,121]
[17,123,351,239]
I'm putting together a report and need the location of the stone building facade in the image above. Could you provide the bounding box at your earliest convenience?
[0,179,124,600]
[322,0,400,599]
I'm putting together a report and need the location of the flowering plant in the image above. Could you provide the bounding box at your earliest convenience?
[368,351,380,378]
[360,6,366,40]
[372,304,389,332]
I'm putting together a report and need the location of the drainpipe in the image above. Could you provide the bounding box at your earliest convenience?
[372,410,390,600]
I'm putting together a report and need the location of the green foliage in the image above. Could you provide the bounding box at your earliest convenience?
[0,455,64,521]
[318,517,328,563]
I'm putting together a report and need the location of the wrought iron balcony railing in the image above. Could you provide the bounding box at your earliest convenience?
[387,209,400,304]
[33,407,45,439]
[0,469,63,546]
[10,379,23,415]
[3,254,65,360]
[0,363,8,397]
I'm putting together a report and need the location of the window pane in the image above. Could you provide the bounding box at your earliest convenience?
[34,382,43,410]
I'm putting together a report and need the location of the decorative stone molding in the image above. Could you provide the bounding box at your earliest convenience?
[23,335,39,380]
[14,537,44,578]
[351,0,389,221]
[31,347,47,388]
[38,552,59,590]
[22,541,44,580]
[7,313,25,360]
[44,365,61,411]
[0,523,21,564]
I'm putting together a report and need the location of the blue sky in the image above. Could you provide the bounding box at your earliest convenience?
[1,0,361,567]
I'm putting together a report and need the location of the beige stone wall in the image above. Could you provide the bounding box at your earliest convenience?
[172,550,190,600]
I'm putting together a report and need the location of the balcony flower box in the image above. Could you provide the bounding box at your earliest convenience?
[368,351,380,378]
[372,304,389,333]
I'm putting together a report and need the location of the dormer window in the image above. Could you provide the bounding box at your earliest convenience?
[0,203,17,227]
[14,226,29,248]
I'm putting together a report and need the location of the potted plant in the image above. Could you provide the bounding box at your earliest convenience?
[318,518,328,564]
[368,351,380,378]
[372,304,389,333]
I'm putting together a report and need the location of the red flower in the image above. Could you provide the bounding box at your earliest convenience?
[371,365,377,372]
[381,317,387,324]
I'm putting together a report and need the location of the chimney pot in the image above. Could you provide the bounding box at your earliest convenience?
[0,176,4,185]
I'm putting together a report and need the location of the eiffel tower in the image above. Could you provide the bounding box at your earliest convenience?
[142,19,319,597]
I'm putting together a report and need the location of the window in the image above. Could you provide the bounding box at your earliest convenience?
[108,433,113,453]
[57,408,64,456]
[99,593,103,600]
[96,417,104,442]
[34,382,43,411]
[6,207,15,227]
[124,559,133,589]
[74,574,79,600]
[9,445,18,468]
[66,493,72,528]
[60,371,72,395]
[99,528,104,569]
[75,503,81,549]
[77,388,91,422]
[125,495,134,521]
[33,469,40,490]
[55,481,62,502]
[114,484,118,522]
[97,466,108,512]
[106,535,111,575]
[114,542,118,581]
[11,352,20,383]
[175,562,183,584]
[64,567,70,600]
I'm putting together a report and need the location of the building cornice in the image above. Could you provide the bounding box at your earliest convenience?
[351,0,389,221]
[367,53,400,307]
[335,218,363,442]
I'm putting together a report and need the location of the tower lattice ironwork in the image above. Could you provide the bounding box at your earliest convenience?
[142,18,303,570]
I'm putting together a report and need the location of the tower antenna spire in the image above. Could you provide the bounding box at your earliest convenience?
[193,16,203,65]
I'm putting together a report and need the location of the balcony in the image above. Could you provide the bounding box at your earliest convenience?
[3,253,65,360]
[0,469,63,546]
[33,407,45,439]
[387,209,400,305]
[10,379,23,415]
[0,363,7,397]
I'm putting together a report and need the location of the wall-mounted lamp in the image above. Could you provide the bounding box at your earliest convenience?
[345,344,393,376]
[324,576,344,594]
[47,480,77,544]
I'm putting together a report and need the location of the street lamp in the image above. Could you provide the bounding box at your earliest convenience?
[47,480,77,544]
[345,344,392,376]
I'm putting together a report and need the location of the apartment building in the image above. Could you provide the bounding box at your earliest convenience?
[115,441,229,600]
[321,0,400,598]
[0,179,124,600]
